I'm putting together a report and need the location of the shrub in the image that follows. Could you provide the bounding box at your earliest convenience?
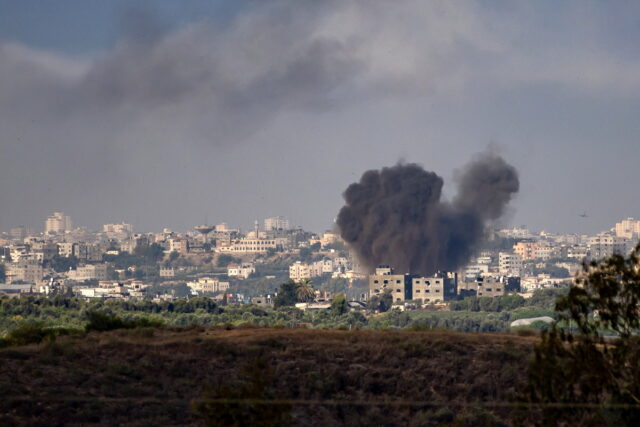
[85,311,164,332]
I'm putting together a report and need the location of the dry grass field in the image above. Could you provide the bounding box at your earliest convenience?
[0,327,536,425]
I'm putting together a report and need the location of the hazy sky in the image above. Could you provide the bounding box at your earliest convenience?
[1,0,639,234]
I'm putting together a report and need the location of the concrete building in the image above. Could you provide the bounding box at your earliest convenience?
[68,264,109,282]
[588,233,632,260]
[369,266,413,303]
[6,261,44,284]
[615,217,640,239]
[45,212,72,234]
[459,276,521,298]
[513,241,539,260]
[411,272,457,303]
[264,216,290,232]
[168,237,189,255]
[187,277,230,293]
[227,263,255,279]
[499,252,523,276]
[103,222,133,238]
[219,238,277,253]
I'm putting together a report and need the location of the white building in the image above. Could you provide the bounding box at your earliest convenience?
[264,216,290,232]
[615,217,640,239]
[227,263,255,279]
[103,222,134,238]
[45,212,73,234]
[187,277,230,293]
[218,238,277,253]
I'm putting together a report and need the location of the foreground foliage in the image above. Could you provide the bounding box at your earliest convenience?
[526,244,640,424]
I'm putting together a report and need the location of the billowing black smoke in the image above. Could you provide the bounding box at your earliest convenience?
[336,152,519,275]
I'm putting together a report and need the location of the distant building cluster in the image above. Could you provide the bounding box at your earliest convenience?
[1,212,640,307]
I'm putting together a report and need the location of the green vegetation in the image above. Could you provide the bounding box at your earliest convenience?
[525,244,640,424]
[0,286,567,338]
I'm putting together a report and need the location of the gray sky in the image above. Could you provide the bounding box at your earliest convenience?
[1,0,639,234]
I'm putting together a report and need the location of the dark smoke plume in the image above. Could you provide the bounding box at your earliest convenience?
[336,152,519,275]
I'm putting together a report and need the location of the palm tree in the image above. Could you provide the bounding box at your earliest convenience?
[296,279,315,302]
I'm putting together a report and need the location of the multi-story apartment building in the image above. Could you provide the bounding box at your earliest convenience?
[45,212,72,234]
[30,241,59,262]
[411,273,457,303]
[615,218,640,239]
[168,237,189,255]
[264,216,290,232]
[369,266,413,303]
[513,241,539,260]
[103,223,133,239]
[68,264,109,282]
[219,238,277,253]
[588,233,632,260]
[6,261,44,284]
[499,252,523,276]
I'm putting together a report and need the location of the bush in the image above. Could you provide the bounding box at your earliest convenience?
[1,322,81,347]
[85,311,164,332]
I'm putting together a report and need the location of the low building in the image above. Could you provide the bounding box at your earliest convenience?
[159,267,176,278]
[459,276,521,298]
[187,277,230,293]
[227,263,255,279]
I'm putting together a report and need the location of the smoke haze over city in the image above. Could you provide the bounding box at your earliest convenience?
[1,1,640,233]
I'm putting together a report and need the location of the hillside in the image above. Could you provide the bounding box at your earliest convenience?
[0,327,536,426]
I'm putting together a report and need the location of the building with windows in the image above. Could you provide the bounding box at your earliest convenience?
[264,216,290,232]
[499,252,523,276]
[411,273,457,303]
[45,212,73,234]
[187,277,230,293]
[369,266,413,303]
[227,263,255,279]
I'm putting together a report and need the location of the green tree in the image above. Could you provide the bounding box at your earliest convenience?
[296,279,315,302]
[45,255,79,273]
[331,293,348,315]
[525,244,640,425]
[273,280,300,307]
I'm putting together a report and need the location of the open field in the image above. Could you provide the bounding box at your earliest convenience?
[0,327,536,425]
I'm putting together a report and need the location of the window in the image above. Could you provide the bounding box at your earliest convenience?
[383,280,388,284]
[374,280,379,284]
[496,288,501,292]
[486,288,492,292]
[415,289,421,293]
[435,289,440,293]
[396,289,401,292]
[396,280,401,284]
